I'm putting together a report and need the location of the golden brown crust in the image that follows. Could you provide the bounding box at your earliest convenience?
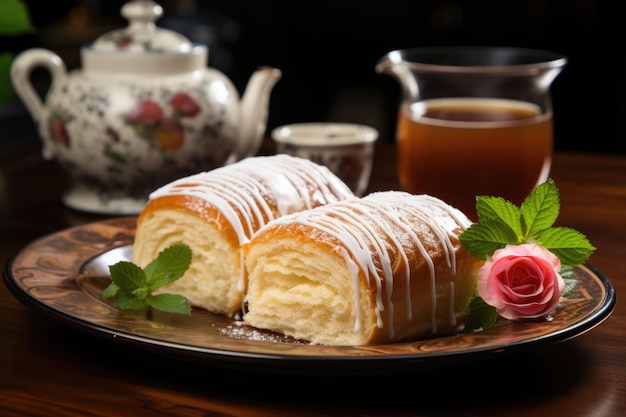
[137,195,240,247]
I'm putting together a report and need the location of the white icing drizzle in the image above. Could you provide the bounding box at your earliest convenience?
[253,190,471,339]
[361,197,433,327]
[147,154,355,292]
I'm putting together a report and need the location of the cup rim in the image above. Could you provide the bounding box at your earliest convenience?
[378,46,567,74]
[271,123,379,146]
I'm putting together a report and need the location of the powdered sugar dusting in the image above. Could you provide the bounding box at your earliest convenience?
[220,320,307,344]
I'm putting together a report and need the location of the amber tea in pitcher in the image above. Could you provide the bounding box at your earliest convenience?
[397,97,553,217]
[377,46,566,219]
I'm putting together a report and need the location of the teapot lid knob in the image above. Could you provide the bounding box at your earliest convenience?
[121,0,163,26]
[91,0,193,53]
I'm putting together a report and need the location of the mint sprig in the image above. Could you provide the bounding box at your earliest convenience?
[460,179,596,264]
[102,243,192,315]
[460,179,596,331]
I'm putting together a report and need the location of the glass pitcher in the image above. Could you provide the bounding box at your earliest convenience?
[376,46,567,219]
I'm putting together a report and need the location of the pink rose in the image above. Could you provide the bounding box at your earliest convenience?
[170,92,201,117]
[124,98,164,125]
[477,243,564,320]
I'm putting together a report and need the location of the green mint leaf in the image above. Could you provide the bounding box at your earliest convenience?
[108,261,146,294]
[113,291,150,310]
[459,218,519,259]
[476,196,523,238]
[148,293,191,315]
[560,265,578,297]
[536,227,596,266]
[520,179,560,237]
[144,243,192,290]
[102,283,119,299]
[132,287,150,300]
[465,295,499,331]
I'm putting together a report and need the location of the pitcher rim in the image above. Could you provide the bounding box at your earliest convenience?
[379,46,567,73]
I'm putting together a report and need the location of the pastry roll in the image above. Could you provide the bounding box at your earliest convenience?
[132,154,355,317]
[243,191,482,345]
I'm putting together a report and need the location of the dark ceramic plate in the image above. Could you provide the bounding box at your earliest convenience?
[3,217,616,376]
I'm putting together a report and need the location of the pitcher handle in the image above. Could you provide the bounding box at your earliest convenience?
[11,48,67,159]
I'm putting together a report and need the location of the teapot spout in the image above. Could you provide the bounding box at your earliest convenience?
[236,66,282,160]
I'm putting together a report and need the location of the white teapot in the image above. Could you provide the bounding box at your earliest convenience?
[11,0,281,214]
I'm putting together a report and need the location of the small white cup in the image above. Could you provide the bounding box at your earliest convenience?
[271,123,379,196]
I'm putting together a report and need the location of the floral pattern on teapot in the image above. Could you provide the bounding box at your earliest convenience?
[124,92,201,150]
[49,91,206,152]
[42,80,237,205]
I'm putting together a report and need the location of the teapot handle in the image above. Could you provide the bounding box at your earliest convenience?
[11,48,67,159]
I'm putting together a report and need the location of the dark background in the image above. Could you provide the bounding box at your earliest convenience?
[4,0,625,154]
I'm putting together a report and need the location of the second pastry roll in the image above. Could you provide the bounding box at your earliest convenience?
[243,191,482,345]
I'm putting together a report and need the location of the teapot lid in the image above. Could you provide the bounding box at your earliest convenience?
[91,0,193,53]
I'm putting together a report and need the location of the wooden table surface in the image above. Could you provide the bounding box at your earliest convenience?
[1,140,624,417]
